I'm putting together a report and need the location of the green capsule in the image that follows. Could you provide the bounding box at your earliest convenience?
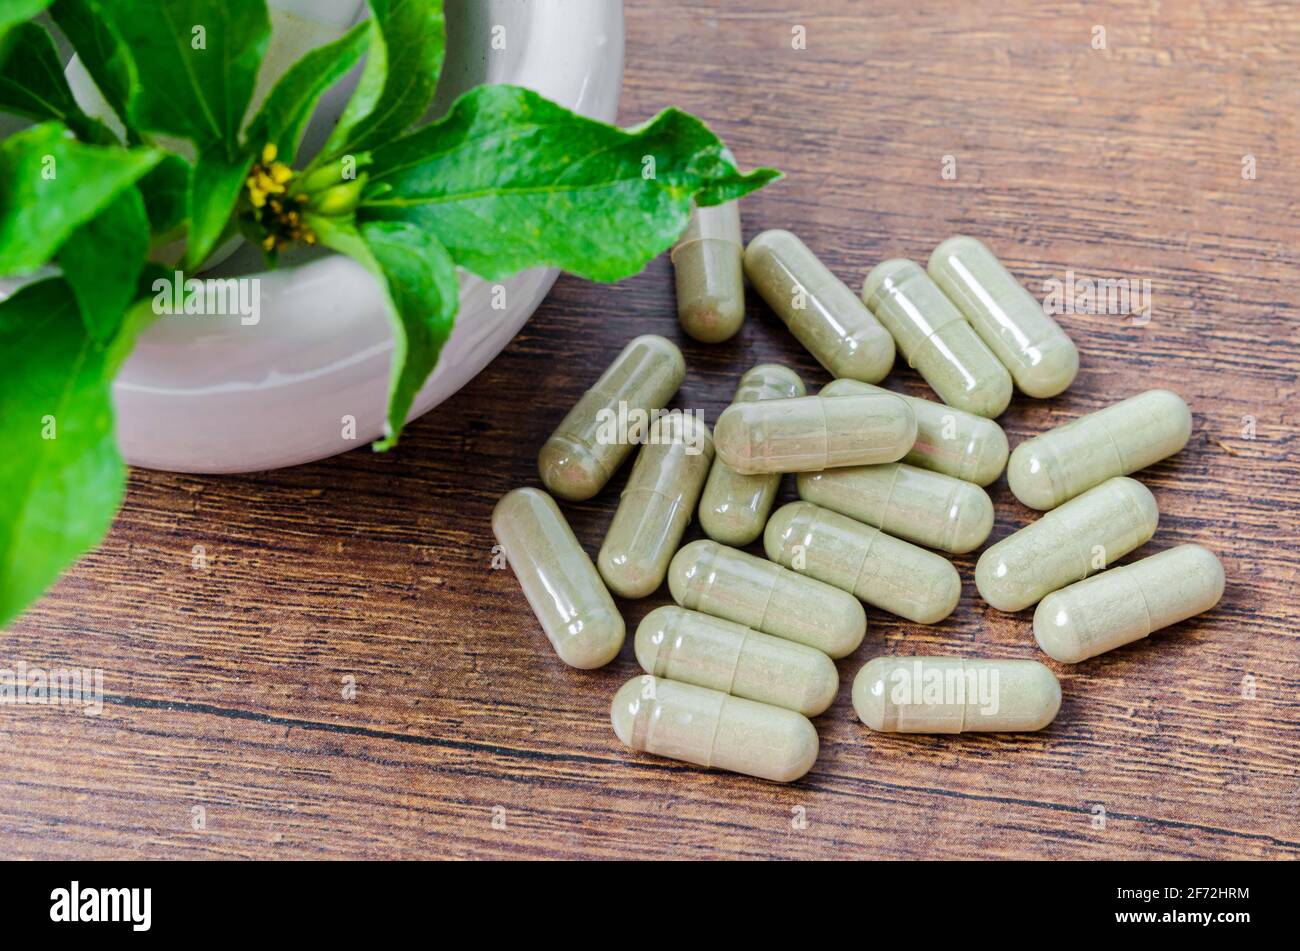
[714,393,915,474]
[491,488,624,669]
[821,379,1008,487]
[539,335,685,501]
[635,606,839,716]
[862,258,1012,417]
[597,413,714,598]
[699,365,806,545]
[668,539,867,658]
[611,675,819,782]
[744,229,895,382]
[1008,389,1192,510]
[671,201,745,343]
[928,236,1079,398]
[853,657,1061,733]
[1034,544,1224,663]
[976,476,1159,612]
[764,502,961,624]
[797,463,994,554]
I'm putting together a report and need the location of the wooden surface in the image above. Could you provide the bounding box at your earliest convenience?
[5,0,1299,860]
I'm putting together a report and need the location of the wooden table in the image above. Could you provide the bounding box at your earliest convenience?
[5,0,1298,860]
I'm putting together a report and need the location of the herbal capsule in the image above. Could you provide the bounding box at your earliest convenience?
[668,539,867,658]
[671,201,745,343]
[928,236,1078,398]
[611,675,819,782]
[1008,389,1193,510]
[821,379,1008,486]
[852,657,1061,733]
[714,393,916,475]
[744,229,895,382]
[597,413,714,598]
[491,488,624,669]
[975,476,1158,612]
[699,365,805,545]
[539,335,685,501]
[635,606,839,716]
[797,463,994,555]
[764,502,961,624]
[861,259,1012,418]
[1034,544,1225,663]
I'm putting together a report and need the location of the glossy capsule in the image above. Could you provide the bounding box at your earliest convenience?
[928,236,1078,398]
[699,365,805,545]
[764,502,961,624]
[611,675,819,782]
[714,393,916,474]
[852,657,1061,733]
[635,606,839,716]
[668,539,867,658]
[539,335,685,501]
[597,413,714,598]
[671,201,745,343]
[1008,389,1193,510]
[797,463,994,554]
[1034,544,1225,663]
[821,378,1008,486]
[862,258,1012,417]
[491,488,624,669]
[976,476,1159,612]
[744,229,895,382]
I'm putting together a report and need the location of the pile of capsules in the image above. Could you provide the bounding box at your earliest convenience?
[492,204,1225,784]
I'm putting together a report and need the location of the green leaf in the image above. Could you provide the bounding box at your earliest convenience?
[245,18,369,163]
[50,0,139,134]
[106,0,270,154]
[137,152,192,237]
[0,0,51,61]
[0,278,144,628]
[186,146,254,269]
[359,85,781,282]
[58,185,149,342]
[321,0,445,160]
[0,121,161,276]
[311,215,458,451]
[0,21,115,143]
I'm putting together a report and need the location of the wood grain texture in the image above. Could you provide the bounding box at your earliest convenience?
[3,0,1298,860]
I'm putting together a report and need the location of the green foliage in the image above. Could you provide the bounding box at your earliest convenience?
[59,185,150,341]
[0,280,145,627]
[187,147,255,268]
[105,0,270,154]
[312,216,458,451]
[245,20,370,163]
[50,0,137,134]
[0,1,52,64]
[0,21,114,143]
[320,0,445,159]
[0,122,160,275]
[361,84,780,282]
[137,153,192,238]
[0,0,781,624]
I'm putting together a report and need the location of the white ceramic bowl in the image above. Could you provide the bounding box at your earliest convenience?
[87,0,624,473]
